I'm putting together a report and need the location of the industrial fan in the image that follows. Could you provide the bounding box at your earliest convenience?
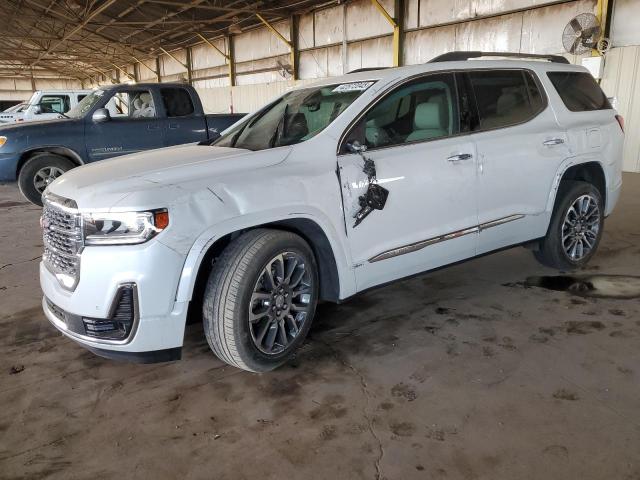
[562,12,602,55]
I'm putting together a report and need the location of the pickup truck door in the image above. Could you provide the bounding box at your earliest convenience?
[337,72,478,291]
[85,88,165,162]
[463,69,571,255]
[158,87,207,146]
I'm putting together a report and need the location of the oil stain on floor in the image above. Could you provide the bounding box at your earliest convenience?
[525,275,640,299]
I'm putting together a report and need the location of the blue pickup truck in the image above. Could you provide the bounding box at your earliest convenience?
[0,83,244,205]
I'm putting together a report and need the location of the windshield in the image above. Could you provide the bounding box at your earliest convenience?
[212,81,375,151]
[67,90,105,118]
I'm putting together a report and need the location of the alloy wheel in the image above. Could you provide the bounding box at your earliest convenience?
[249,251,313,355]
[33,166,65,193]
[562,194,600,261]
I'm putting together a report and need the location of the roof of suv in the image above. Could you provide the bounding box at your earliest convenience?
[309,53,587,89]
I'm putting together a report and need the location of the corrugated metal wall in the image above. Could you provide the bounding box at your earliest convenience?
[600,0,640,173]
[181,0,598,115]
[31,0,639,172]
[0,77,83,103]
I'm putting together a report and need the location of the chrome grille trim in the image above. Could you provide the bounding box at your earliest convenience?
[42,192,82,290]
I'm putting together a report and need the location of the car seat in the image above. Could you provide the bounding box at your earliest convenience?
[132,92,155,118]
[405,102,447,142]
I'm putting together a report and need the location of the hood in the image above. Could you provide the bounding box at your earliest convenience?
[48,143,290,210]
[0,117,81,134]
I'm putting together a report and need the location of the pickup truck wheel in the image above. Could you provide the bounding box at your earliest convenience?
[202,229,318,372]
[18,154,75,206]
[534,181,604,270]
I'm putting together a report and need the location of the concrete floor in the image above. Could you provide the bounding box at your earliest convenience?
[1,174,639,480]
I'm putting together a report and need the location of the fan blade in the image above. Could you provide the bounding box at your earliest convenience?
[570,18,582,33]
[570,37,582,54]
[584,26,602,41]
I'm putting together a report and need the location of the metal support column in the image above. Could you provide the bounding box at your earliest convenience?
[371,0,404,67]
[256,13,297,79]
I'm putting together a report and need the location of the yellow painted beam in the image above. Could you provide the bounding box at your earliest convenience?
[110,63,135,81]
[132,55,158,77]
[370,0,401,67]
[159,47,189,70]
[592,0,610,56]
[256,13,292,48]
[196,33,229,60]
[370,0,397,27]
[227,35,236,87]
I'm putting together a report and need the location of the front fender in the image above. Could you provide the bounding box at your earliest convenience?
[172,206,356,303]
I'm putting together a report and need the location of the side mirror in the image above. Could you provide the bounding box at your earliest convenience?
[92,108,111,123]
[346,139,367,154]
[32,104,42,115]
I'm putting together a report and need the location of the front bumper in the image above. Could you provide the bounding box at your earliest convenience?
[40,239,190,357]
[0,152,21,182]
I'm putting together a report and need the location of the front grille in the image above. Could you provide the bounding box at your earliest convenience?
[42,193,82,290]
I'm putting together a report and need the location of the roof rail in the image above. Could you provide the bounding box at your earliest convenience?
[429,51,570,65]
[347,67,389,74]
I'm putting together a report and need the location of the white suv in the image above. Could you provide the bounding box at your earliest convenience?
[40,52,624,372]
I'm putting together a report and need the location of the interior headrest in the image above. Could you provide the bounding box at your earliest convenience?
[139,92,152,105]
[133,97,143,109]
[286,112,309,139]
[414,102,442,130]
[496,92,522,115]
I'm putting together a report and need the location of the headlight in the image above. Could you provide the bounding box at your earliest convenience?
[0,136,6,147]
[82,210,169,245]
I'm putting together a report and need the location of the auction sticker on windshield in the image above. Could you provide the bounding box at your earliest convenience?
[332,81,374,92]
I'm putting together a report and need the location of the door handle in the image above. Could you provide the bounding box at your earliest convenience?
[147,124,160,130]
[168,123,179,129]
[543,138,564,146]
[447,153,473,162]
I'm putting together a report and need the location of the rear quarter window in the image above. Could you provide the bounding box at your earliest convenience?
[547,72,611,112]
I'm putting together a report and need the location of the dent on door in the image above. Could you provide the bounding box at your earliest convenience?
[341,141,389,228]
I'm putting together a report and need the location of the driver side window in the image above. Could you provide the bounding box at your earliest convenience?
[105,90,156,119]
[360,73,459,150]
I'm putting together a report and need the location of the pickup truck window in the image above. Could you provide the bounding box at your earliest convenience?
[68,90,105,118]
[212,81,375,151]
[106,91,156,119]
[161,88,195,117]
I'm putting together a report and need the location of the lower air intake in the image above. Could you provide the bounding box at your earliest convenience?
[83,285,137,341]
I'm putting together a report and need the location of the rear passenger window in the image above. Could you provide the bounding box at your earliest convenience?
[161,88,195,117]
[468,70,544,130]
[547,72,611,112]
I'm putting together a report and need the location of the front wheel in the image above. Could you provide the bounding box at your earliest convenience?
[202,229,318,372]
[534,181,604,270]
[18,153,75,206]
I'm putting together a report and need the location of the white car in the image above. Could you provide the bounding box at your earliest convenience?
[0,102,27,123]
[16,90,92,122]
[40,51,624,372]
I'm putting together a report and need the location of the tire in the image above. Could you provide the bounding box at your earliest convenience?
[18,153,75,206]
[534,180,604,270]
[202,229,319,372]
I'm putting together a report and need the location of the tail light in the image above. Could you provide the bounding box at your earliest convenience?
[615,114,624,132]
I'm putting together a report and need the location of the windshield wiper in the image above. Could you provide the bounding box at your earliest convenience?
[269,104,288,148]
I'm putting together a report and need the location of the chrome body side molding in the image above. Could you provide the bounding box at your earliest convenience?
[368,214,525,263]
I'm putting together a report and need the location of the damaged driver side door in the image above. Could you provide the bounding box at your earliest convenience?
[337,72,478,291]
